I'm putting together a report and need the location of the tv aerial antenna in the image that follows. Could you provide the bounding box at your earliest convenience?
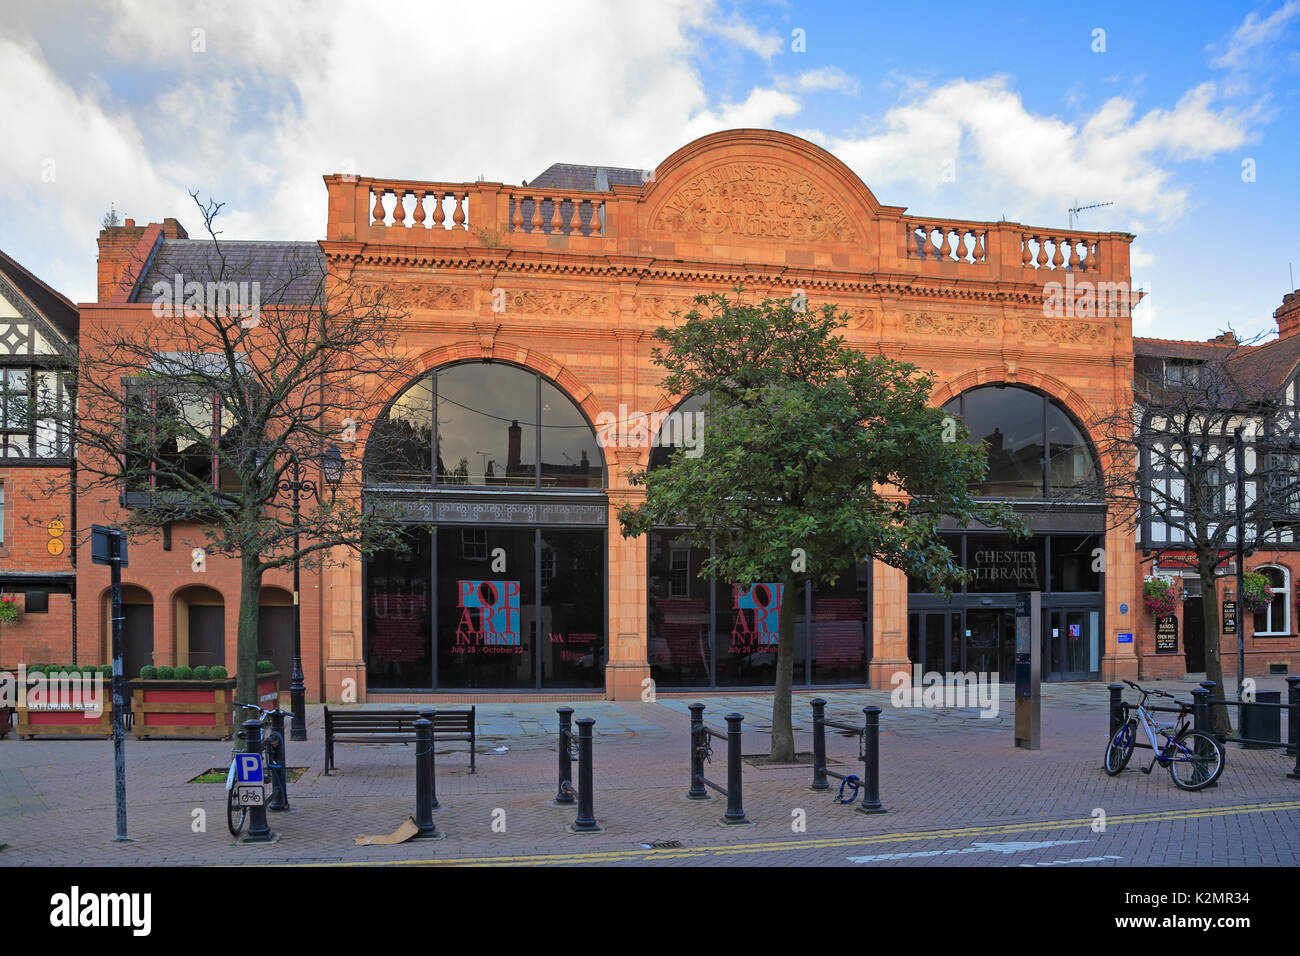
[1069,200,1113,230]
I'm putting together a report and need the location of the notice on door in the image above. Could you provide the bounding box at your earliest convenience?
[1155,615,1178,654]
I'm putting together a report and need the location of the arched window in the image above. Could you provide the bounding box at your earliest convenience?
[1252,565,1290,636]
[942,385,1099,498]
[366,362,604,489]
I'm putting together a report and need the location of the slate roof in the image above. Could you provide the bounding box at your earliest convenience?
[132,240,326,306]
[1134,334,1300,404]
[527,163,649,191]
[0,248,79,339]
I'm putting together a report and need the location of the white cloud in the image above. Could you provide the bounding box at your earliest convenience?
[1209,0,1300,69]
[786,66,859,94]
[825,77,1253,231]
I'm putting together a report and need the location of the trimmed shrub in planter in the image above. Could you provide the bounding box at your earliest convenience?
[129,664,280,740]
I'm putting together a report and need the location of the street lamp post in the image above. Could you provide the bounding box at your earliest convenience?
[275,446,344,742]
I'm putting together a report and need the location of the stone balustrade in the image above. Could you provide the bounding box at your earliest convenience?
[369,182,471,230]
[1020,232,1102,273]
[906,220,988,264]
[507,190,604,236]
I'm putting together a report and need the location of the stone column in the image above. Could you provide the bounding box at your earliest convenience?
[1101,515,1140,681]
[604,462,650,700]
[868,559,911,689]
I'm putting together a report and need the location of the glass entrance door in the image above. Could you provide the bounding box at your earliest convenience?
[964,608,1015,678]
[1045,608,1099,680]
[907,611,960,673]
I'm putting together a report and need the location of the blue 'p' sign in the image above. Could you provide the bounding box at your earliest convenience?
[236,753,263,784]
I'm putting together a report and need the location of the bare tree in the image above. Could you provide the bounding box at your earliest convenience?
[1093,329,1300,734]
[48,194,418,713]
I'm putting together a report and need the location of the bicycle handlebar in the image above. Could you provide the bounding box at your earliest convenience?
[234,701,294,720]
[1121,680,1188,707]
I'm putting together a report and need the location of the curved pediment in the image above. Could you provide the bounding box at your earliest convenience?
[643,129,893,247]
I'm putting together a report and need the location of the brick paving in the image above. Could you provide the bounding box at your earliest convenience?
[2,679,1298,866]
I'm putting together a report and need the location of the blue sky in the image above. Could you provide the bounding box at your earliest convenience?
[1,0,1297,342]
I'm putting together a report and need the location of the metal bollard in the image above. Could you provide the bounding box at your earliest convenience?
[419,708,439,809]
[267,709,290,812]
[859,706,885,814]
[241,719,275,842]
[556,706,575,804]
[1108,683,1125,739]
[722,713,749,824]
[810,698,829,791]
[412,716,440,839]
[1288,676,1300,779]
[687,703,708,800]
[571,717,601,833]
[1191,687,1211,737]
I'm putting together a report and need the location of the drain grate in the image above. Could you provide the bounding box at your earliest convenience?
[640,839,683,849]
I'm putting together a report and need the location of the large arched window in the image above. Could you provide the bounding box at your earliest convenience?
[366,362,604,489]
[942,385,1099,498]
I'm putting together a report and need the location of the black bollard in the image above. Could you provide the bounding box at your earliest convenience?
[1191,687,1211,737]
[687,703,708,800]
[240,719,275,842]
[419,708,439,809]
[1108,683,1125,739]
[722,713,749,824]
[412,716,440,839]
[810,698,829,791]
[267,710,289,812]
[571,717,601,833]
[859,706,885,814]
[556,706,575,804]
[1288,676,1300,779]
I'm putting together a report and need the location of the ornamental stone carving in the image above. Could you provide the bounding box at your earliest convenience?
[899,311,998,337]
[1018,317,1107,345]
[508,289,611,316]
[652,162,859,243]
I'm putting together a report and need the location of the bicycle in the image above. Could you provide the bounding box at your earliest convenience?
[225,701,292,837]
[1103,680,1224,791]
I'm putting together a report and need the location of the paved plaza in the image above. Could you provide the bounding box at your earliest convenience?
[2,679,1298,866]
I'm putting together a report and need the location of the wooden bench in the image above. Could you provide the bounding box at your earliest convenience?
[323,707,476,774]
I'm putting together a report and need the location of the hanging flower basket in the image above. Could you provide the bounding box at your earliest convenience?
[1143,577,1177,617]
[0,597,20,623]
[1241,571,1271,613]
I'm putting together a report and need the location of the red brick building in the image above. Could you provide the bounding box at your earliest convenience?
[27,129,1294,698]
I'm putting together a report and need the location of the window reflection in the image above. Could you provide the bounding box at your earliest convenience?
[943,385,1098,498]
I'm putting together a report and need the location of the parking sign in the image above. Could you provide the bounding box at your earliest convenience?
[236,753,263,785]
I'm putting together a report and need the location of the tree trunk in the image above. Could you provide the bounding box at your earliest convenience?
[233,551,265,749]
[1197,563,1233,737]
[770,576,798,762]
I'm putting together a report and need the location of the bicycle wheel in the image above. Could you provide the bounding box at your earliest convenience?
[1166,730,1225,791]
[227,785,247,837]
[1103,719,1136,775]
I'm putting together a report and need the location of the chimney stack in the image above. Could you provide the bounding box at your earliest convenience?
[1277,290,1300,340]
[96,216,188,302]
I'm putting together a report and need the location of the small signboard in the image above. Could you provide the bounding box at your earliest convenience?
[90,525,128,568]
[235,753,263,785]
[235,785,265,807]
[1069,623,1081,638]
[1118,632,1133,643]
[1222,600,1238,636]
[1155,615,1179,654]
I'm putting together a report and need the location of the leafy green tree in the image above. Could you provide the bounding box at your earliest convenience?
[619,292,1019,761]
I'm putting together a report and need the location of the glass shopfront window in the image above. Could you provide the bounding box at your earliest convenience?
[436,526,537,689]
[648,531,712,686]
[540,529,605,688]
[366,526,433,689]
[965,535,1045,592]
[811,564,870,683]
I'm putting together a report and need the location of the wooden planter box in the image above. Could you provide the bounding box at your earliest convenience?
[130,672,280,740]
[15,701,113,739]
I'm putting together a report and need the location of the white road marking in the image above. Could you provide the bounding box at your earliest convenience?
[1018,856,1123,867]
[847,839,1088,863]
